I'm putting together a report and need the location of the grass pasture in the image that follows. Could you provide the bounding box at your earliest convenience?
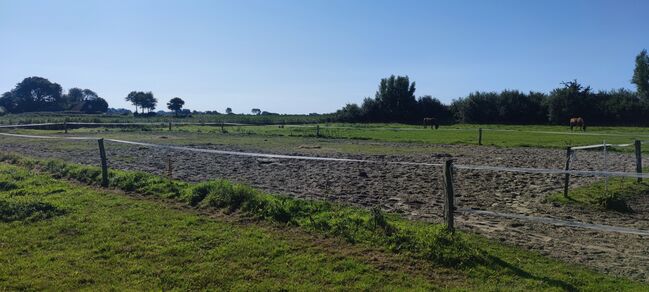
[11,120,649,152]
[0,155,645,290]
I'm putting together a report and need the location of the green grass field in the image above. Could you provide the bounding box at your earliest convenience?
[3,112,649,151]
[8,121,649,156]
[0,155,645,290]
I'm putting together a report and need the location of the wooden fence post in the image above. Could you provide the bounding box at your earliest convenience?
[478,128,483,145]
[563,147,572,197]
[635,140,642,183]
[64,122,68,134]
[221,122,225,133]
[316,125,320,137]
[443,159,455,232]
[167,155,173,179]
[168,121,172,131]
[98,138,109,187]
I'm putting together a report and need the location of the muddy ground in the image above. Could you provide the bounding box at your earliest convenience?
[0,138,647,281]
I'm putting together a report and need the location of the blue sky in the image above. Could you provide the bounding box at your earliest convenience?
[1,0,648,114]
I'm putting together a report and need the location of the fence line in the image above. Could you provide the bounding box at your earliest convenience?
[571,142,635,150]
[1,132,648,178]
[459,208,649,236]
[1,131,648,236]
[0,122,61,128]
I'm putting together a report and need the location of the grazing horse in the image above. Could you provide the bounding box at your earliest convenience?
[423,117,439,129]
[569,117,586,131]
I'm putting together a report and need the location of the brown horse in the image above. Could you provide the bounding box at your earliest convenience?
[569,117,586,131]
[423,117,439,129]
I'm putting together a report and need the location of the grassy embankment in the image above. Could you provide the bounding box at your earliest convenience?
[0,153,645,290]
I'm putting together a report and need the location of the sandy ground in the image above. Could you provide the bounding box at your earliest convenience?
[0,138,647,281]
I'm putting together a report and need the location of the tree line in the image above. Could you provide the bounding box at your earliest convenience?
[335,49,649,126]
[0,77,108,114]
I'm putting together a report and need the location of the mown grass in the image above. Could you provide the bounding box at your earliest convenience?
[547,176,649,212]
[0,153,645,290]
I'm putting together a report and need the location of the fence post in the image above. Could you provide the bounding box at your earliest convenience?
[98,138,109,187]
[168,121,172,131]
[636,140,642,183]
[443,159,455,232]
[478,128,483,145]
[316,125,320,137]
[563,147,572,197]
[64,121,68,134]
[167,154,173,179]
[221,122,225,133]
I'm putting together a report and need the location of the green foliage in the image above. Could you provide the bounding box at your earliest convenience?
[335,75,452,124]
[0,78,108,114]
[0,77,64,113]
[166,97,185,116]
[125,91,157,114]
[632,49,649,99]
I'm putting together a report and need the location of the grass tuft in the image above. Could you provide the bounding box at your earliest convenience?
[548,177,647,212]
[0,199,65,223]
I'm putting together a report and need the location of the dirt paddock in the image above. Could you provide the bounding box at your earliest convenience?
[0,138,647,281]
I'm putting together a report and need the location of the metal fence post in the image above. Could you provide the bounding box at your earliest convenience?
[443,159,455,232]
[98,138,109,187]
[635,140,642,183]
[563,147,572,197]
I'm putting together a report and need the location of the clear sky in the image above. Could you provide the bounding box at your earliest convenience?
[1,0,648,114]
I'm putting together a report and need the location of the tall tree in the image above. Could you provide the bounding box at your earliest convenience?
[546,80,593,124]
[0,77,64,113]
[373,75,417,122]
[125,91,141,113]
[251,108,261,115]
[141,92,157,113]
[632,49,649,99]
[225,107,233,114]
[125,91,156,113]
[167,97,185,117]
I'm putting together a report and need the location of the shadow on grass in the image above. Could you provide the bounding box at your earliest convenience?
[487,255,577,291]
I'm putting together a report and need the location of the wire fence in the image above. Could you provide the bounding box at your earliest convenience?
[0,130,648,233]
[3,123,648,280]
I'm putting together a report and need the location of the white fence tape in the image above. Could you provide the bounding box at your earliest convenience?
[571,143,634,150]
[454,164,649,179]
[67,122,253,126]
[0,132,647,178]
[459,209,649,236]
[0,132,98,140]
[0,123,61,128]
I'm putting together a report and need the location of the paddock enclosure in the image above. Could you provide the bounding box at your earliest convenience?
[0,122,648,281]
